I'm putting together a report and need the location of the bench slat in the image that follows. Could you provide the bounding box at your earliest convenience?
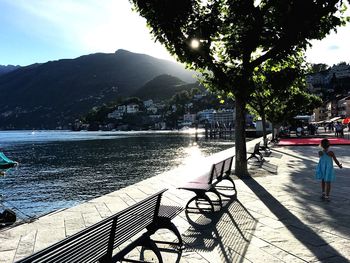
[178,156,235,213]
[158,205,183,219]
[17,189,176,263]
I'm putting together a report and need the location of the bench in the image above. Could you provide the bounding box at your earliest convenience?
[17,189,183,263]
[247,142,264,163]
[178,156,236,213]
[259,141,272,156]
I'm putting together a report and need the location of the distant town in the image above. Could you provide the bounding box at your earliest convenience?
[73,62,350,133]
[73,89,241,132]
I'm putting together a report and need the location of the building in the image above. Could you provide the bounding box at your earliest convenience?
[337,96,350,118]
[126,104,139,114]
[108,105,126,120]
[312,95,350,122]
[197,109,215,123]
[325,100,338,120]
[197,109,235,127]
[312,105,327,122]
[143,99,153,108]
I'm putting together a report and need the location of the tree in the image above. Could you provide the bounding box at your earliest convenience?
[131,0,348,176]
[248,56,304,147]
[265,88,322,137]
[309,63,330,73]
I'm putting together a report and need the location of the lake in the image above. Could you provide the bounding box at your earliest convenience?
[0,130,234,219]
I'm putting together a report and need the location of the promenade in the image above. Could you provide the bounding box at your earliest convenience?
[1,135,350,262]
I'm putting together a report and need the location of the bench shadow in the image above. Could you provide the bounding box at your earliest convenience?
[248,159,278,175]
[239,176,349,262]
[182,197,258,263]
[267,150,283,159]
[260,161,278,174]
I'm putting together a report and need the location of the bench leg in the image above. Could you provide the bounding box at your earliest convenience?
[139,238,164,263]
[215,177,237,197]
[225,177,235,189]
[185,194,214,213]
[209,188,222,208]
[147,217,183,248]
[247,154,254,161]
[254,155,261,162]
[112,234,163,263]
[247,153,263,163]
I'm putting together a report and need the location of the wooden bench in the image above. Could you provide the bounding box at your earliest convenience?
[178,156,236,213]
[17,189,183,263]
[247,142,264,163]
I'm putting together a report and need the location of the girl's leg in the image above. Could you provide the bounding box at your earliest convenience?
[325,182,331,196]
[321,180,325,192]
[321,180,325,199]
[325,181,331,201]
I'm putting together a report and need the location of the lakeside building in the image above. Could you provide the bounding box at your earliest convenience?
[197,109,235,127]
[183,113,197,125]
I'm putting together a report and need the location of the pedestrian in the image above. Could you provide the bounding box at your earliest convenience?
[315,138,342,201]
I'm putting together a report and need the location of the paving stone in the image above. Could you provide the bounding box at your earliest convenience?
[13,230,37,262]
[64,213,85,236]
[1,138,350,262]
[34,226,66,252]
[0,251,16,263]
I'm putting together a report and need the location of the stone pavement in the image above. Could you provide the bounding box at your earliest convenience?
[1,137,350,262]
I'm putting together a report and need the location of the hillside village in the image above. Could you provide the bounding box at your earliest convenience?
[75,90,238,131]
[76,62,350,132]
[308,62,350,123]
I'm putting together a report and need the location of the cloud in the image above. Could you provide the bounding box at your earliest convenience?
[328,45,340,50]
[306,24,350,66]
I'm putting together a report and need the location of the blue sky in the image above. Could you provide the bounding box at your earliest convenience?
[0,0,349,67]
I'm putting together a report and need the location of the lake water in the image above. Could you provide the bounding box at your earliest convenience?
[0,130,234,219]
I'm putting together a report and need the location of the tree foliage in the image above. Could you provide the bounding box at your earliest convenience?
[131,0,348,175]
[309,63,330,73]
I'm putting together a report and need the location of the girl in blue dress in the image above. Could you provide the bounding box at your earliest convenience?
[315,139,342,201]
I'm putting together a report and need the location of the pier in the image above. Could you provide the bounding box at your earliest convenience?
[204,124,257,139]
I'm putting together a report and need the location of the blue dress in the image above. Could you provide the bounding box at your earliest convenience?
[315,150,335,182]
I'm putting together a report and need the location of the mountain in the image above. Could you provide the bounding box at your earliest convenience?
[0,65,21,76]
[0,49,197,129]
[134,74,198,101]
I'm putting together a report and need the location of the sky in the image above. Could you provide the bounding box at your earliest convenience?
[0,0,349,67]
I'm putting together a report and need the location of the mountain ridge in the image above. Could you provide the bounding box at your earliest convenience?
[0,49,197,129]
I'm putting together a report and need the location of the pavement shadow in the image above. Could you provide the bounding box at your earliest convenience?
[182,197,258,263]
[240,175,349,262]
[272,146,350,219]
[248,159,278,176]
[267,151,283,159]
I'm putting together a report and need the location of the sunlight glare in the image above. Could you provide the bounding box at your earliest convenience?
[191,39,200,49]
[181,144,206,170]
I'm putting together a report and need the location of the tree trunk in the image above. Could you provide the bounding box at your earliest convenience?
[235,96,249,176]
[271,123,276,140]
[261,110,267,148]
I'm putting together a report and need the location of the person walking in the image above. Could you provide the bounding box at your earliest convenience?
[315,139,342,201]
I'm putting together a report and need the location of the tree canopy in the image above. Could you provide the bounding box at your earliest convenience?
[131,0,349,175]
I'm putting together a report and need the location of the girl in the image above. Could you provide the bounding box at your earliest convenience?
[315,138,342,201]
